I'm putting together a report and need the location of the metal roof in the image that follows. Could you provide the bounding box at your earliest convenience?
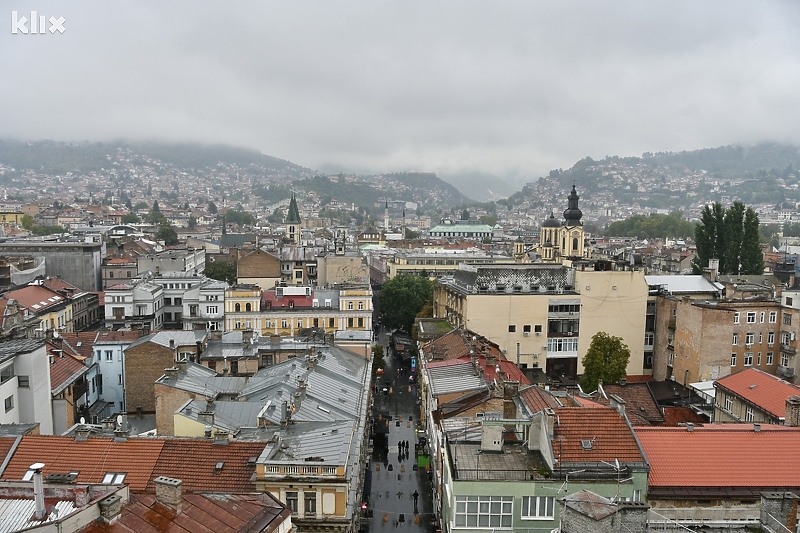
[426,361,488,396]
[645,275,722,294]
[0,499,76,533]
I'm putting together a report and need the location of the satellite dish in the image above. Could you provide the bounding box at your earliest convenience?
[615,458,620,471]
[79,417,86,424]
[53,330,59,339]
[116,415,123,426]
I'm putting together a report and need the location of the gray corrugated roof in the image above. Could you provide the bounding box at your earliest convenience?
[645,275,722,294]
[426,362,488,396]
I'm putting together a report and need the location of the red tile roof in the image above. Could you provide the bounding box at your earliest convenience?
[422,330,529,385]
[78,493,289,533]
[519,385,560,413]
[60,332,101,359]
[42,277,80,295]
[715,367,800,419]
[2,436,166,491]
[148,440,265,493]
[0,436,267,494]
[5,284,65,313]
[553,407,646,464]
[636,425,800,489]
[49,350,89,392]
[597,383,664,425]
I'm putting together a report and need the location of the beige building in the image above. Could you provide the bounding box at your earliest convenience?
[434,264,647,381]
[316,252,370,286]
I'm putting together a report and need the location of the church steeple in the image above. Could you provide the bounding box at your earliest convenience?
[563,185,583,227]
[286,193,302,243]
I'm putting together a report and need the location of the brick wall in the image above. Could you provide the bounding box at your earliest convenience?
[124,342,174,413]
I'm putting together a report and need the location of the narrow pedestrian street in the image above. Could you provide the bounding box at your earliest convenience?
[362,328,436,533]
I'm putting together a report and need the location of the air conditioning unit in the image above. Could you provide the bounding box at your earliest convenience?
[792,332,797,341]
[533,353,539,359]
[535,331,541,336]
[523,332,529,337]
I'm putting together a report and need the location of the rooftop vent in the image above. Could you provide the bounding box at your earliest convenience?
[686,423,695,432]
[580,440,593,450]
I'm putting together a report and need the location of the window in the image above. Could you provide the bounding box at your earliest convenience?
[732,333,739,346]
[521,496,554,520]
[769,311,777,323]
[633,489,642,502]
[547,337,579,353]
[782,332,792,346]
[285,491,298,514]
[787,297,794,306]
[760,312,765,323]
[644,332,654,346]
[304,492,317,515]
[358,301,364,310]
[105,350,114,362]
[523,324,531,334]
[329,318,335,328]
[0,366,14,384]
[781,353,790,367]
[4,395,13,413]
[724,395,733,412]
[297,320,302,328]
[744,352,753,366]
[731,353,737,366]
[118,374,123,385]
[768,332,775,346]
[759,333,763,344]
[746,312,756,324]
[235,303,241,312]
[245,303,252,312]
[767,352,774,365]
[164,297,172,306]
[745,406,754,422]
[745,333,754,346]
[348,317,354,328]
[295,270,302,279]
[17,375,29,388]
[348,302,354,310]
[282,319,288,329]
[734,312,740,324]
[207,305,218,314]
[757,352,762,365]
[454,496,513,528]
[358,317,364,328]
[534,324,543,333]
[508,325,516,333]
[102,473,126,484]
[784,313,792,326]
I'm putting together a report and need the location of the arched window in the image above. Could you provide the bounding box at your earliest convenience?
[245,303,252,312]
[235,303,241,312]
[348,302,354,310]
[572,238,578,251]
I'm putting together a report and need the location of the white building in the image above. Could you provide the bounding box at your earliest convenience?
[104,278,164,331]
[0,339,53,434]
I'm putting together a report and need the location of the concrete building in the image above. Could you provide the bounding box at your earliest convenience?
[104,278,164,332]
[137,247,205,276]
[0,241,104,291]
[315,251,370,286]
[434,263,648,381]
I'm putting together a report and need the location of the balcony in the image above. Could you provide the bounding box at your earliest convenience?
[780,344,797,356]
[777,365,795,378]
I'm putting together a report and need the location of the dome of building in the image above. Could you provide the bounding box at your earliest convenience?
[563,185,583,226]
[542,211,561,228]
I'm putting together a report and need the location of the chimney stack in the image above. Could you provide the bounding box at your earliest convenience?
[99,494,123,523]
[154,476,183,513]
[785,396,800,427]
[31,463,45,520]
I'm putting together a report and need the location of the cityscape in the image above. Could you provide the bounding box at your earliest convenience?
[2,2,800,533]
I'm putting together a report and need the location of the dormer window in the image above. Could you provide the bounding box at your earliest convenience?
[289,300,295,309]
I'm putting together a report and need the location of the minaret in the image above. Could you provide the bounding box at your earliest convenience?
[286,193,302,244]
[563,184,583,227]
[384,199,389,231]
[561,184,585,259]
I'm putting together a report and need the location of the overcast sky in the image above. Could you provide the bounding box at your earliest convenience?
[2,1,800,184]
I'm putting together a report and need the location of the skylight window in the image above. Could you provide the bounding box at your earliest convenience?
[102,472,126,484]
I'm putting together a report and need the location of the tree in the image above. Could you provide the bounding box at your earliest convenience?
[204,261,236,285]
[460,209,470,220]
[372,344,385,376]
[155,220,178,245]
[208,201,218,214]
[121,213,140,224]
[380,275,434,333]
[21,214,34,230]
[693,201,763,275]
[580,332,631,393]
[188,216,197,229]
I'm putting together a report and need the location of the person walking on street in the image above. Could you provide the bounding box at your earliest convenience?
[412,490,419,512]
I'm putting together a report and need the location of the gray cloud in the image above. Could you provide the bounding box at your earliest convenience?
[2,0,799,183]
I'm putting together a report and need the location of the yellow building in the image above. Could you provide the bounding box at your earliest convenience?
[538,185,587,263]
[225,285,373,336]
[434,264,647,381]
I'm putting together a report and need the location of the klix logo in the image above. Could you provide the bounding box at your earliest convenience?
[11,11,66,34]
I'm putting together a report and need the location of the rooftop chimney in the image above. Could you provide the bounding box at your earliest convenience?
[169,339,175,350]
[753,423,761,432]
[75,427,90,441]
[154,476,183,513]
[31,463,45,520]
[785,396,800,427]
[99,494,123,523]
[686,422,695,432]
